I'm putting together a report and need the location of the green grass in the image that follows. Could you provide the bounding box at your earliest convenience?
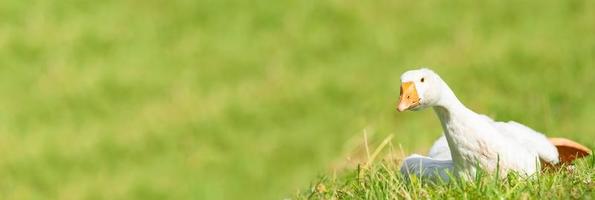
[296,136,594,199]
[0,0,594,199]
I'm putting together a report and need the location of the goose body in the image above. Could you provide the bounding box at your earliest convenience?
[402,134,592,182]
[427,118,560,164]
[428,135,450,160]
[397,68,560,180]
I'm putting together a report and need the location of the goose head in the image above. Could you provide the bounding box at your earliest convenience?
[397,68,444,112]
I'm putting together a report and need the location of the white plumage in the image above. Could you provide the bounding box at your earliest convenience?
[400,153,453,183]
[428,135,450,160]
[397,68,560,181]
[426,118,560,164]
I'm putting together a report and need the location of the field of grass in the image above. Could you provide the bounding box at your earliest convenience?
[0,0,594,199]
[296,135,594,199]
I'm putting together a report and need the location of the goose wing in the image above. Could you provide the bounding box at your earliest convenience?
[428,135,452,160]
[400,154,453,183]
[428,116,560,165]
[491,120,559,164]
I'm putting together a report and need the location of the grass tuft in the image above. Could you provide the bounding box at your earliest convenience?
[296,137,594,199]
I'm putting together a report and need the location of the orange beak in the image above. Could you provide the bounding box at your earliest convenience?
[397,82,421,112]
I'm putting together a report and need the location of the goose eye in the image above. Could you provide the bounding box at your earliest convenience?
[420,77,425,83]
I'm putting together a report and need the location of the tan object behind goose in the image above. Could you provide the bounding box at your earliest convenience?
[549,138,592,165]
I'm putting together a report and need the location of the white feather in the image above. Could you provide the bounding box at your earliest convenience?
[491,120,559,164]
[427,118,560,165]
[428,135,451,160]
[400,154,453,183]
[399,68,560,180]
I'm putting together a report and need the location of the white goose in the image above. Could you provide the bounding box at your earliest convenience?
[401,135,591,183]
[397,68,592,181]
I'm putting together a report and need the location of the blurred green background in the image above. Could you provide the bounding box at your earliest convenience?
[0,0,594,199]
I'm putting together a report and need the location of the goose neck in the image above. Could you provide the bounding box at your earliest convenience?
[433,84,469,120]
